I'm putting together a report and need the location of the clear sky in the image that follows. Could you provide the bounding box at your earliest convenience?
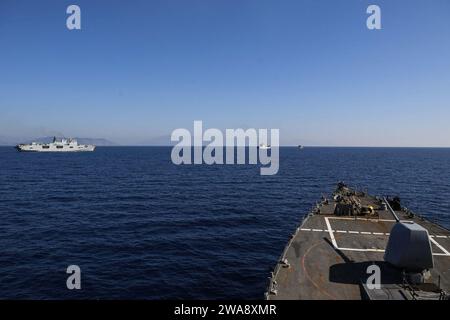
[1,0,449,146]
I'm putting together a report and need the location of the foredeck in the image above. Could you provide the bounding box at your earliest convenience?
[266,192,450,300]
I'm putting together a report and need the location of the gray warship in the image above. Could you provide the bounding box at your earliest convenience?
[266,183,450,300]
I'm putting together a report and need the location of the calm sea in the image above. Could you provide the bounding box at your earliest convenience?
[0,147,449,299]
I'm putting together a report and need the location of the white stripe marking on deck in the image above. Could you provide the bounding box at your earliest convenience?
[338,247,385,253]
[429,237,450,256]
[326,217,413,223]
[337,247,447,256]
[300,220,450,257]
[324,217,338,248]
[298,228,449,242]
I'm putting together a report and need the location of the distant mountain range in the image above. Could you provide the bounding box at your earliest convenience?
[0,136,118,146]
[137,135,174,146]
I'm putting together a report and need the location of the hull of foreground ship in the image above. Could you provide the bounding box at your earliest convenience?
[16,137,95,152]
[266,183,450,300]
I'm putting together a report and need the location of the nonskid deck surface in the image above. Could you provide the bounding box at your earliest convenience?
[267,192,450,300]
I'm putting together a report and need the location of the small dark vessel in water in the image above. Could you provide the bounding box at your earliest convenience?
[266,183,450,300]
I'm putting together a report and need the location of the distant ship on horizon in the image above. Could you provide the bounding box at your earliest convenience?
[16,137,96,152]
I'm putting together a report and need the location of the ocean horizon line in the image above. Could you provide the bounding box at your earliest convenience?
[3,145,450,149]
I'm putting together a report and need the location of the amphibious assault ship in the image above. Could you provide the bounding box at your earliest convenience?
[16,137,95,152]
[266,183,450,300]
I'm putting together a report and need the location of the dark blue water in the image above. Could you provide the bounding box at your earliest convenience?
[0,147,449,299]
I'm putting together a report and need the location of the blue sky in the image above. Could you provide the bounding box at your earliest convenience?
[1,0,449,146]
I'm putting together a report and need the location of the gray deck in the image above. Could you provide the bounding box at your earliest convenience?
[266,191,450,300]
